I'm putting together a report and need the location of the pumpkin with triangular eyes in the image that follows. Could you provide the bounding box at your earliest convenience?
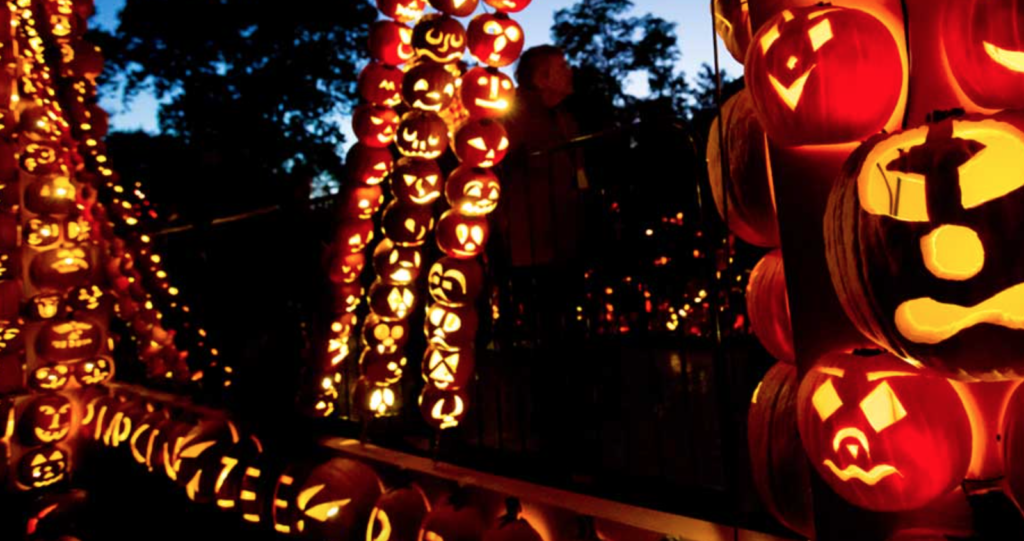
[359,62,404,107]
[422,345,476,392]
[354,105,400,148]
[425,302,479,351]
[482,0,531,14]
[18,446,69,489]
[366,485,431,541]
[419,384,471,431]
[436,210,489,259]
[23,395,73,444]
[346,143,393,187]
[362,313,410,356]
[468,14,524,68]
[338,184,384,222]
[446,165,500,216]
[377,0,426,23]
[382,201,436,247]
[369,280,418,321]
[454,118,508,167]
[391,157,443,206]
[460,67,515,119]
[397,111,450,160]
[402,61,457,113]
[359,347,408,385]
[945,0,1024,110]
[412,15,466,64]
[429,0,479,18]
[745,5,904,146]
[428,256,483,306]
[369,20,415,66]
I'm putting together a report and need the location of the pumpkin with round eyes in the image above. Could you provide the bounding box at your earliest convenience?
[369,280,418,321]
[390,157,443,206]
[425,302,479,351]
[382,201,435,247]
[745,5,903,146]
[353,105,400,148]
[23,395,73,444]
[377,0,426,23]
[373,238,424,285]
[446,165,501,216]
[429,0,479,18]
[25,216,63,248]
[366,485,431,541]
[714,0,753,64]
[359,348,408,385]
[358,61,404,108]
[428,256,483,306]
[282,458,383,538]
[335,283,365,315]
[436,210,489,259]
[454,119,509,167]
[797,349,971,511]
[25,176,77,215]
[412,15,467,64]
[346,143,393,187]
[460,67,515,119]
[75,357,114,385]
[18,446,69,489]
[402,61,457,113]
[20,143,63,176]
[31,245,93,290]
[336,220,375,255]
[825,112,1024,378]
[362,313,410,356]
[396,111,450,160]
[747,250,795,363]
[369,20,415,66]
[329,251,366,285]
[482,0,531,14]
[31,364,71,391]
[357,378,404,418]
[338,184,384,222]
[419,384,471,430]
[468,14,524,68]
[945,0,1024,110]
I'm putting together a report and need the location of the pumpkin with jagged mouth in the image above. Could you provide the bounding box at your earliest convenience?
[396,111,449,160]
[377,0,425,23]
[411,14,466,64]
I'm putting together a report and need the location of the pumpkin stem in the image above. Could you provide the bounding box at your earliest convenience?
[927,108,966,123]
[502,497,522,524]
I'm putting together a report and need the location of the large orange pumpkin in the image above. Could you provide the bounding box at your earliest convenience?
[746,250,795,363]
[367,485,431,541]
[944,0,1024,110]
[714,0,752,64]
[284,458,383,539]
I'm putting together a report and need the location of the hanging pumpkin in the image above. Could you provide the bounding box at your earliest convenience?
[460,67,515,119]
[422,345,475,390]
[468,14,524,68]
[366,485,431,541]
[428,256,483,306]
[482,0,530,14]
[338,184,385,222]
[337,220,376,255]
[436,210,489,259]
[797,349,971,511]
[411,15,467,64]
[362,313,410,356]
[373,238,424,285]
[402,61,458,113]
[329,252,366,285]
[369,280,418,321]
[445,165,500,216]
[17,446,68,489]
[747,250,795,363]
[25,175,77,215]
[748,362,814,537]
[419,384,470,430]
[30,364,71,391]
[359,62,404,108]
[707,89,779,248]
[359,348,408,385]
[346,143,394,187]
[945,0,1024,110]
[35,319,102,362]
[714,0,753,64]
[382,201,436,247]
[30,245,92,290]
[391,157,443,206]
[22,395,73,444]
[354,105,400,149]
[453,118,509,167]
[745,5,903,146]
[377,0,426,23]
[369,21,416,66]
[825,112,1024,377]
[425,302,479,351]
[396,111,450,160]
[289,458,383,538]
[428,0,479,18]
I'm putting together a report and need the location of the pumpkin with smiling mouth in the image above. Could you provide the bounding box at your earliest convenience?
[945,0,1024,110]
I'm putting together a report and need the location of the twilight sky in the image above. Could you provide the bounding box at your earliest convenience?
[92,0,743,132]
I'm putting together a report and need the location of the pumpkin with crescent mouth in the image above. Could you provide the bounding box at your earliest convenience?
[391,157,443,206]
[402,61,457,113]
[353,105,400,148]
[23,395,73,444]
[75,357,114,385]
[346,143,393,187]
[945,0,1024,110]
[445,165,500,216]
[31,364,71,391]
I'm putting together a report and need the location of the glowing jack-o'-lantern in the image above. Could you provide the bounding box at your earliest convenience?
[18,447,68,489]
[714,0,752,64]
[446,165,500,216]
[367,485,431,541]
[420,384,471,430]
[75,357,113,385]
[20,143,62,176]
[339,185,385,222]
[336,283,365,314]
[369,21,415,66]
[945,0,1024,110]
[346,143,394,186]
[396,111,450,160]
[68,285,110,317]
[428,256,482,306]
[360,348,408,385]
[370,281,418,321]
[359,62,404,108]
[329,252,365,285]
[468,14,524,68]
[425,303,479,351]
[25,176,77,215]
[454,119,509,167]
[26,217,63,248]
[24,395,72,444]
[31,245,92,290]
[289,458,383,538]
[382,201,436,247]
[363,313,409,356]
[460,67,515,119]
[482,0,530,13]
[391,157,443,206]
[403,61,457,113]
[418,498,485,541]
[31,364,71,391]
[429,0,479,18]
[373,238,424,285]
[747,250,795,363]
[796,349,971,511]
[412,15,467,64]
[337,220,375,255]
[378,0,426,23]
[28,294,63,320]
[745,5,903,146]
[423,345,475,390]
[825,112,1024,378]
[436,210,489,259]
[354,105,400,148]
[36,319,102,361]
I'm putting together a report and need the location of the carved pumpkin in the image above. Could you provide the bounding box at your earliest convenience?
[797,349,971,511]
[411,15,466,64]
[391,157,443,206]
[428,0,479,18]
[422,345,475,390]
[27,294,64,322]
[428,256,483,306]
[31,363,71,391]
[357,378,404,418]
[714,0,753,64]
[354,105,400,148]
[460,67,515,119]
[367,485,431,541]
[360,347,408,385]
[468,14,524,68]
[346,143,394,187]
[74,357,113,386]
[18,446,68,489]
[419,384,470,430]
[25,176,77,215]
[418,498,485,539]
[286,458,383,538]
[825,112,1024,378]
[446,165,500,216]
[329,252,366,285]
[336,283,365,314]
[369,21,415,66]
[362,313,410,356]
[748,362,814,537]
[747,250,795,363]
[0,320,22,354]
[359,62,404,108]
[403,61,458,113]
[19,143,62,176]
[425,302,478,351]
[23,395,73,444]
[337,220,376,257]
[373,238,424,285]
[453,118,509,167]
[36,319,102,361]
[396,111,450,160]
[338,184,385,222]
[369,280,418,321]
[382,201,436,247]
[945,0,1024,110]
[18,105,64,142]
[67,284,111,318]
[745,5,903,146]
[482,0,530,14]
[30,245,92,290]
[436,210,489,259]
[378,0,426,23]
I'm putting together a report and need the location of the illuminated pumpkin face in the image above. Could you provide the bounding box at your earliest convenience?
[796,350,971,511]
[427,256,482,306]
[25,217,62,248]
[25,396,73,444]
[382,201,435,247]
[68,284,110,315]
[346,143,394,186]
[0,322,23,354]
[338,220,375,255]
[369,21,415,66]
[327,314,357,367]
[373,238,424,285]
[425,303,478,351]
[358,62,404,107]
[436,210,489,259]
[361,381,402,418]
[362,313,409,356]
[453,119,508,167]
[36,319,102,361]
[377,0,426,23]
[423,345,475,392]
[19,143,62,175]
[329,252,365,285]
[367,486,430,541]
[412,15,466,64]
[402,62,457,113]
[353,105,400,148]
[825,113,1024,377]
[460,67,515,119]
[25,176,77,215]
[482,0,530,13]
[370,281,417,321]
[0,252,12,281]
[18,447,68,489]
[360,348,407,385]
[468,14,524,68]
[396,111,450,160]
[336,283,365,314]
[745,6,903,146]
[291,459,382,538]
[28,294,63,320]
[31,245,92,289]
[339,185,385,222]
[18,105,64,142]
[445,165,500,216]
[419,384,470,430]
[31,364,70,391]
[428,0,479,18]
[946,0,1024,110]
[391,157,442,205]
[75,357,113,385]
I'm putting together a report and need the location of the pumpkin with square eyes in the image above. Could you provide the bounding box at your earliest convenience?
[373,238,424,285]
[23,395,73,444]
[945,0,1024,110]
[354,105,400,149]
[436,210,489,259]
[460,67,515,119]
[329,251,365,285]
[338,184,384,222]
[369,20,415,66]
[18,447,68,489]
[796,349,971,511]
[359,348,408,385]
[428,256,483,306]
[425,302,479,351]
[382,201,435,247]
[402,61,458,113]
[454,118,508,167]
[468,14,524,68]
[446,165,500,217]
[362,313,410,357]
[391,157,443,206]
[482,0,530,13]
[337,220,375,255]
[75,357,113,386]
[745,5,903,146]
[25,176,77,215]
[419,384,471,431]
[378,0,426,23]
[369,280,418,321]
[396,111,450,160]
[346,143,393,187]
[412,15,466,64]
[825,112,1024,378]
[359,62,404,108]
[429,0,479,18]
[31,364,71,391]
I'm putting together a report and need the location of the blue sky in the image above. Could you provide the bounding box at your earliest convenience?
[93,0,743,132]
